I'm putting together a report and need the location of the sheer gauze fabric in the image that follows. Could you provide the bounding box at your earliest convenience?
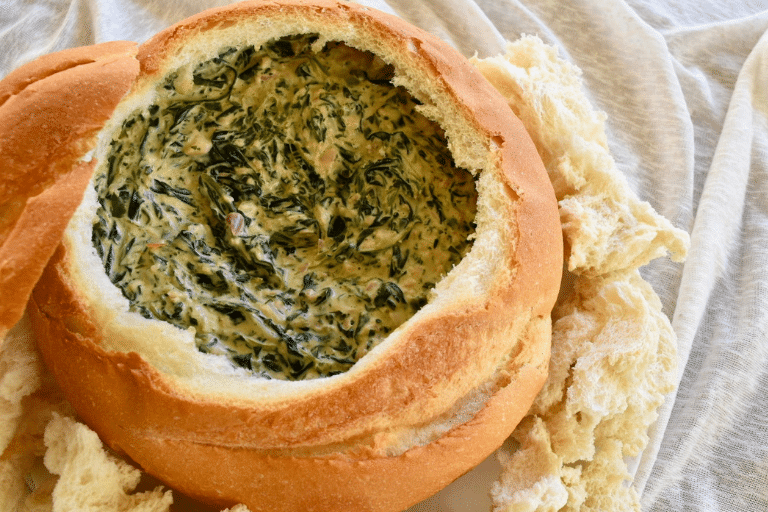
[2,0,768,510]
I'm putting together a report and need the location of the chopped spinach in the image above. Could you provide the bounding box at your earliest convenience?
[91,34,477,380]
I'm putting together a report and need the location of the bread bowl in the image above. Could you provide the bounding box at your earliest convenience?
[25,1,563,510]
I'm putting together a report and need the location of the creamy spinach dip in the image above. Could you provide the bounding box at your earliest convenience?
[92,34,478,380]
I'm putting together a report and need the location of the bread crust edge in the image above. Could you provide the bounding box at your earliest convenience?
[0,41,139,340]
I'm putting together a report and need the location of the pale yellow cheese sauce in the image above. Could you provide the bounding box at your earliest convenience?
[92,35,477,380]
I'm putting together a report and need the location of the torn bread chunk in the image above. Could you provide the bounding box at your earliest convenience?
[475,35,685,512]
[472,35,688,277]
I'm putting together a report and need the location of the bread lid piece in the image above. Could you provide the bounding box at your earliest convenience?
[29,1,563,510]
[0,41,139,340]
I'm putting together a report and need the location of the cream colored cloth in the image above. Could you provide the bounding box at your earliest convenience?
[2,0,768,510]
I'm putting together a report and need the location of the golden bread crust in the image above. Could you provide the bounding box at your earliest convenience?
[31,262,550,510]
[28,1,563,509]
[0,41,139,340]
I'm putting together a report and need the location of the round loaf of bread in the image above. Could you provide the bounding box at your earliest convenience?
[29,1,563,510]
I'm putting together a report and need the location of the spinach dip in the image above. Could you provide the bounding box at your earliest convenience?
[91,34,478,380]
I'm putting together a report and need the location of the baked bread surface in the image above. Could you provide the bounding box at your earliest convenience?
[29,1,563,510]
[0,41,139,340]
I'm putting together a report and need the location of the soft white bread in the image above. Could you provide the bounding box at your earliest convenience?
[0,314,174,512]
[491,270,677,512]
[28,1,562,511]
[473,36,687,512]
[472,36,689,277]
[0,42,139,341]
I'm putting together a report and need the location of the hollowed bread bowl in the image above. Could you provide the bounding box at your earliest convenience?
[25,1,563,510]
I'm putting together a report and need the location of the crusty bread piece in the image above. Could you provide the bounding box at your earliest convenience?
[0,313,74,512]
[0,314,43,456]
[473,36,685,512]
[490,269,677,512]
[27,2,562,511]
[491,417,574,511]
[0,41,139,341]
[472,36,689,277]
[42,413,173,512]
[0,315,43,512]
[0,315,176,512]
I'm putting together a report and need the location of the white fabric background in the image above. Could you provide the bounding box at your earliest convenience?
[3,1,768,510]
